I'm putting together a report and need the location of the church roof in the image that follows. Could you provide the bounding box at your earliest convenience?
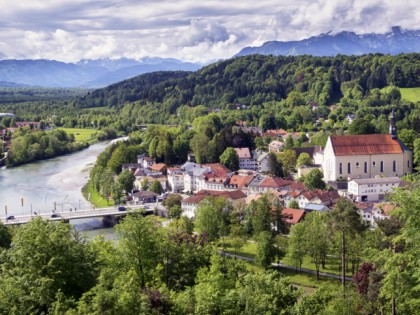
[330,134,405,156]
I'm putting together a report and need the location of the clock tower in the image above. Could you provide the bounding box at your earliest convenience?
[389,109,397,139]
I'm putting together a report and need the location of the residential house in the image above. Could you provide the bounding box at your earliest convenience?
[269,141,284,153]
[281,208,306,225]
[234,147,257,170]
[181,189,247,218]
[132,191,158,204]
[254,151,270,173]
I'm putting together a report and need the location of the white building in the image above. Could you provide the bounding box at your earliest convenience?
[348,177,403,202]
[314,112,412,182]
[234,148,257,170]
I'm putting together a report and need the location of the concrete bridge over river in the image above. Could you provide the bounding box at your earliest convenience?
[1,205,154,226]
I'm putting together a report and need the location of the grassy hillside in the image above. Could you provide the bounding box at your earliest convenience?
[400,87,420,102]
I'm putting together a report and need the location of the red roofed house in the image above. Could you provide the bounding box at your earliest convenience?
[281,208,306,225]
[314,112,412,182]
[181,189,247,218]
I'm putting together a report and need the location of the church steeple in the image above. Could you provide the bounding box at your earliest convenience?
[389,109,397,139]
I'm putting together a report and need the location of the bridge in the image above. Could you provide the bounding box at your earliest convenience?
[0,205,154,226]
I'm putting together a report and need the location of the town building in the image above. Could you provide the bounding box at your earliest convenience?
[314,111,412,182]
[348,177,403,202]
[234,147,257,170]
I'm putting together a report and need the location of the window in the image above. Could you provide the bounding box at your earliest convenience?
[393,160,397,172]
[339,163,343,175]
[348,162,351,174]
[408,160,410,168]
[372,161,376,167]
[380,161,384,172]
[364,162,368,173]
[356,162,360,168]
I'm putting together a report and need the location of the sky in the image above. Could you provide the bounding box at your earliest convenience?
[0,0,419,63]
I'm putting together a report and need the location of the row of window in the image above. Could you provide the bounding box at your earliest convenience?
[339,160,398,175]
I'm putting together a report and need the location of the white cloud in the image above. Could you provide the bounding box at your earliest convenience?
[0,0,418,63]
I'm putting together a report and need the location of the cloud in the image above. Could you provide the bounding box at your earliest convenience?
[0,0,418,63]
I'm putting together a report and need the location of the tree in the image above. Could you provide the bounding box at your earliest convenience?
[302,212,329,280]
[100,168,115,203]
[288,200,299,209]
[268,152,284,177]
[162,194,182,209]
[286,223,306,273]
[149,179,163,195]
[413,138,420,171]
[116,213,163,288]
[0,222,11,249]
[279,149,297,176]
[168,204,182,219]
[348,118,376,135]
[219,147,239,171]
[252,195,272,236]
[398,129,417,150]
[117,169,135,192]
[195,197,228,241]
[255,231,275,269]
[328,198,365,287]
[296,152,312,168]
[304,168,326,190]
[0,218,97,314]
[141,177,149,191]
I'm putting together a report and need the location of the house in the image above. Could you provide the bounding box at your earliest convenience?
[314,113,412,182]
[150,163,167,174]
[137,154,156,169]
[348,177,403,202]
[132,191,158,204]
[269,141,284,153]
[264,129,288,138]
[285,189,340,208]
[281,208,306,225]
[356,202,394,227]
[259,177,292,193]
[255,151,270,173]
[225,174,254,190]
[167,168,184,193]
[234,148,257,170]
[181,189,247,218]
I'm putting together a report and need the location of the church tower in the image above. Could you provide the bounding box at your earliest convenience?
[389,109,397,139]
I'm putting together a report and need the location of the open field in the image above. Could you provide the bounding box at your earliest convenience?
[400,87,420,103]
[82,181,114,208]
[57,128,97,143]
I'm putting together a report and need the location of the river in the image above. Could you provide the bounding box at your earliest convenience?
[0,140,121,234]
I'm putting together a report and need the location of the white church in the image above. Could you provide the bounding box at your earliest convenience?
[314,111,413,182]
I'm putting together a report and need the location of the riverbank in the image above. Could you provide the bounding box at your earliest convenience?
[82,180,115,208]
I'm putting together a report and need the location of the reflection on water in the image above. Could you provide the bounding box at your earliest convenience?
[0,141,109,224]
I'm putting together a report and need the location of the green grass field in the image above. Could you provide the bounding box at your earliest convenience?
[400,87,420,103]
[57,128,97,143]
[82,181,114,208]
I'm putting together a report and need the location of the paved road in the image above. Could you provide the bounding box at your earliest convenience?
[219,251,353,281]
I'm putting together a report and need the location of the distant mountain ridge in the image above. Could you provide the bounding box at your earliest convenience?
[0,57,201,88]
[235,26,420,57]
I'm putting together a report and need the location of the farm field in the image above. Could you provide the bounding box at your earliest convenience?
[57,128,97,143]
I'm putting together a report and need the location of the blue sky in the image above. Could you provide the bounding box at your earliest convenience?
[0,0,418,63]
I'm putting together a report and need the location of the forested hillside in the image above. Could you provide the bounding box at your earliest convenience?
[77,53,419,110]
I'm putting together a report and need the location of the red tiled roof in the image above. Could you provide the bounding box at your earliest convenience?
[184,189,246,204]
[229,175,254,188]
[203,163,231,177]
[330,134,404,156]
[260,177,292,188]
[290,181,306,191]
[281,208,305,225]
[150,163,166,171]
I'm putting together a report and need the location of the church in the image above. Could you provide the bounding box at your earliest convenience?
[314,111,413,182]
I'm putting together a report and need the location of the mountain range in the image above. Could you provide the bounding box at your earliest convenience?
[0,57,201,88]
[235,26,420,57]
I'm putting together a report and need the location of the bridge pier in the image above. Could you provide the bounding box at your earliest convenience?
[102,215,119,227]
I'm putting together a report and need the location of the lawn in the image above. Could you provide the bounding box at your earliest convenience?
[221,240,352,277]
[82,181,114,208]
[400,87,420,103]
[57,128,97,143]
